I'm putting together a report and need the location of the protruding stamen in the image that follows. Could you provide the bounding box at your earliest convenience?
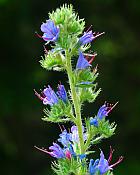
[43,45,48,54]
[93,64,98,74]
[110,156,124,168]
[35,31,42,39]
[58,124,63,132]
[34,89,44,100]
[107,101,119,115]
[88,53,97,64]
[85,25,93,32]
[94,32,105,39]
[34,146,50,154]
[62,125,66,130]
[108,146,115,164]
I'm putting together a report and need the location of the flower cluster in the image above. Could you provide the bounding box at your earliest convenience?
[34,84,68,106]
[34,4,123,175]
[90,102,118,127]
[35,125,86,160]
[89,148,123,175]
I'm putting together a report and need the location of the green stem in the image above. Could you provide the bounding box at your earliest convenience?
[65,50,84,154]
[84,135,104,151]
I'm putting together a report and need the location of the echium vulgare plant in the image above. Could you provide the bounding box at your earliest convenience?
[34,4,123,175]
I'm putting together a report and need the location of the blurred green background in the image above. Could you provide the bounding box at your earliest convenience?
[0,0,140,174]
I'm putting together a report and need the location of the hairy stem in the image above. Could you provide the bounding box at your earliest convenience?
[65,50,84,154]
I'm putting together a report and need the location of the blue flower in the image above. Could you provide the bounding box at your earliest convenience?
[97,104,109,120]
[98,151,111,174]
[57,84,68,102]
[79,31,94,45]
[69,144,76,157]
[41,20,60,42]
[90,118,98,127]
[43,85,58,106]
[90,102,118,127]
[34,143,65,159]
[78,154,86,160]
[34,84,68,106]
[48,143,65,158]
[89,159,99,175]
[58,129,71,147]
[89,151,110,175]
[76,51,91,69]
[97,102,118,120]
[70,125,87,143]
[89,149,123,175]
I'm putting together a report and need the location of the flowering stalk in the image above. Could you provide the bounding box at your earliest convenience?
[34,4,123,175]
[65,50,84,154]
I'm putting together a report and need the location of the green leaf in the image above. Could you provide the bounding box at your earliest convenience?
[51,158,86,175]
[39,50,65,71]
[75,68,99,86]
[42,100,73,123]
[80,87,101,103]
[97,119,117,138]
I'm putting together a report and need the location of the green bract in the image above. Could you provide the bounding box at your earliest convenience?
[49,4,85,35]
[42,100,73,123]
[40,50,65,71]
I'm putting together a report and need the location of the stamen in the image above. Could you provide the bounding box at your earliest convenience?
[58,124,63,132]
[88,53,97,64]
[108,146,115,164]
[85,25,93,32]
[107,101,119,115]
[34,89,44,100]
[43,45,48,54]
[93,64,98,74]
[35,31,43,38]
[110,156,124,168]
[34,146,50,154]
[94,32,105,39]
[62,125,66,130]
[58,81,62,87]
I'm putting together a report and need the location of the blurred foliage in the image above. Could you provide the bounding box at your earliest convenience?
[0,0,140,174]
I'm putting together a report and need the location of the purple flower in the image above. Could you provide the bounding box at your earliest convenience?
[43,86,59,106]
[89,148,123,175]
[98,151,111,174]
[34,84,68,106]
[70,125,87,143]
[41,20,60,42]
[89,159,99,175]
[78,30,105,46]
[79,31,94,45]
[35,127,89,161]
[35,142,76,160]
[57,84,68,102]
[34,143,65,159]
[76,51,91,69]
[58,129,71,147]
[97,102,118,120]
[90,102,118,127]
